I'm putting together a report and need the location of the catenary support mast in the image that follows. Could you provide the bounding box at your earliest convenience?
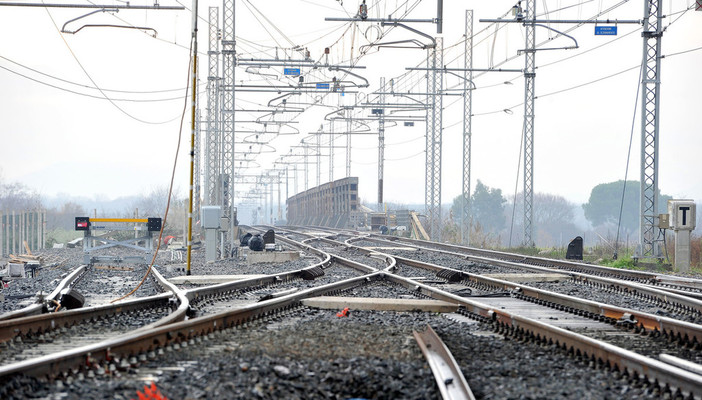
[461,10,474,245]
[637,0,664,260]
[221,0,236,249]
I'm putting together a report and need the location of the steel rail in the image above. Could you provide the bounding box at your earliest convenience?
[0,267,186,343]
[141,268,189,329]
[361,236,702,315]
[384,273,702,399]
[0,265,87,321]
[414,324,475,400]
[0,293,173,344]
[392,254,702,347]
[369,235,702,291]
[0,272,384,380]
[307,236,396,272]
[366,235,662,281]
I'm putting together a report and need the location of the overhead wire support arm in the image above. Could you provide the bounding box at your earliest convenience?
[61,9,117,33]
[324,17,436,23]
[328,67,369,88]
[478,18,641,24]
[407,67,522,73]
[380,21,436,48]
[237,62,366,69]
[0,2,184,9]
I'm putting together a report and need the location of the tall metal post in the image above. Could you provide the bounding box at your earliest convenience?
[42,210,46,250]
[264,182,268,224]
[638,0,664,259]
[346,101,353,177]
[186,0,199,275]
[461,10,473,245]
[426,37,443,241]
[377,77,386,208]
[288,159,306,197]
[205,6,219,206]
[522,0,536,247]
[194,106,201,226]
[221,0,236,248]
[304,145,309,191]
[316,133,321,187]
[277,174,282,222]
[329,121,334,182]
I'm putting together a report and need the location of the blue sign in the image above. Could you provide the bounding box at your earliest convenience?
[316,83,330,90]
[283,68,300,76]
[595,26,617,36]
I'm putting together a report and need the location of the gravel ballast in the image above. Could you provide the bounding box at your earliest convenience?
[2,308,661,400]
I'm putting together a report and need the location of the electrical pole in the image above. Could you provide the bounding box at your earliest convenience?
[186,0,199,275]
[462,10,473,245]
[221,0,236,250]
[637,0,664,261]
[205,7,219,206]
[329,120,334,183]
[378,77,386,208]
[522,0,536,247]
[426,36,443,241]
[480,5,641,248]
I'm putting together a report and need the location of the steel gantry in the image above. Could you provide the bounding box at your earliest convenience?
[461,10,474,245]
[637,0,665,260]
[480,4,645,249]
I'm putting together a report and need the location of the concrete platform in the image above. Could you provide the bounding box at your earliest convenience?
[169,275,268,284]
[301,296,459,312]
[240,250,300,265]
[363,247,417,252]
[483,273,568,283]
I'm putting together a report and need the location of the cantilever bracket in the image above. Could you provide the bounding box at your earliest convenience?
[328,67,369,88]
[517,24,578,53]
[61,8,117,33]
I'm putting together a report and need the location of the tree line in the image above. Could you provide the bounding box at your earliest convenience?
[448,180,689,248]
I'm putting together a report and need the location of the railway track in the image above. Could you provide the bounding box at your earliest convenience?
[344,234,702,320]
[1,229,702,399]
[361,234,702,295]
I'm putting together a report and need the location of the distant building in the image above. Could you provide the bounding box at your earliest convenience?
[286,177,360,228]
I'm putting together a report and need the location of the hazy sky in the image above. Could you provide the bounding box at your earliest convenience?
[1,0,700,210]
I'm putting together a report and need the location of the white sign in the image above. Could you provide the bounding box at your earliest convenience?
[668,200,696,230]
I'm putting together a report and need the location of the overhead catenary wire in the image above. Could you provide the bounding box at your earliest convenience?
[41,1,185,125]
[111,37,193,303]
[613,60,644,260]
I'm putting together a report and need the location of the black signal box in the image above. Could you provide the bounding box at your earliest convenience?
[147,218,162,232]
[75,217,90,231]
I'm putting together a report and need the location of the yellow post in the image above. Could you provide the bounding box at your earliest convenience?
[187,0,199,276]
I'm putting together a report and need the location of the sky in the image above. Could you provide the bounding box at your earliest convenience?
[0,0,701,214]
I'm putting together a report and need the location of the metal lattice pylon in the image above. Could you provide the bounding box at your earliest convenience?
[205,7,220,206]
[378,77,386,207]
[425,37,443,241]
[638,0,664,259]
[221,0,235,246]
[522,0,536,247]
[194,106,201,225]
[461,10,473,245]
